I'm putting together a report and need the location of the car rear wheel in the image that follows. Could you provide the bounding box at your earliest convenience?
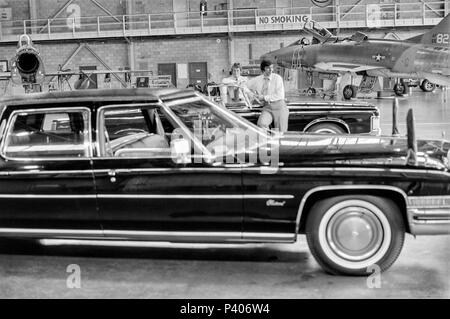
[306,123,346,134]
[420,79,436,92]
[305,195,405,276]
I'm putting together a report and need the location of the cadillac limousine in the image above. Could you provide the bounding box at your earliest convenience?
[0,88,449,275]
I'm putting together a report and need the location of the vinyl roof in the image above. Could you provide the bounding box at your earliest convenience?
[0,88,198,107]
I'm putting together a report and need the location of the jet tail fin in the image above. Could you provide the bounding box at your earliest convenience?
[416,14,450,47]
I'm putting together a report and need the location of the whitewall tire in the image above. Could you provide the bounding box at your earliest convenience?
[305,195,405,276]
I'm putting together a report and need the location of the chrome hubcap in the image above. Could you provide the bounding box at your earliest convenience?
[315,128,336,134]
[326,207,384,261]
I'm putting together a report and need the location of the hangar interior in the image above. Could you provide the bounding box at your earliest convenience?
[0,0,448,96]
[0,0,449,299]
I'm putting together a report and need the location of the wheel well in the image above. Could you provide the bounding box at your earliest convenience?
[297,189,410,234]
[305,120,350,134]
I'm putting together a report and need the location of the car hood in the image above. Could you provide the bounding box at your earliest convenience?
[274,132,450,171]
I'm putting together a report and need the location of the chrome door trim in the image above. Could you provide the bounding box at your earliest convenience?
[98,194,294,199]
[1,166,449,176]
[0,229,294,243]
[0,194,97,199]
[0,228,103,237]
[0,194,293,199]
[103,230,294,243]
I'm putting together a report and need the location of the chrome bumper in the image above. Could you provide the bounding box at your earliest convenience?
[407,196,450,235]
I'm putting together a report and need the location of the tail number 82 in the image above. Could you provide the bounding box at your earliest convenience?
[435,33,449,44]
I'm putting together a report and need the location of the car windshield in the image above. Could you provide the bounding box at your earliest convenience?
[165,95,267,157]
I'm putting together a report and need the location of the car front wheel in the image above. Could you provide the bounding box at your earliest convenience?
[305,195,405,276]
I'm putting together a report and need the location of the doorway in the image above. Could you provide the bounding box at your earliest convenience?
[188,62,207,89]
[158,63,177,87]
[79,65,98,89]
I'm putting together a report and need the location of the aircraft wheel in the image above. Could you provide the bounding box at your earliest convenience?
[343,85,356,100]
[393,83,406,96]
[306,87,316,95]
[420,79,436,92]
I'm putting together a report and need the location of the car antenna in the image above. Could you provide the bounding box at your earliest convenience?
[405,108,418,166]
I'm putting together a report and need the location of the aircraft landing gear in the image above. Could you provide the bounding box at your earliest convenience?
[420,79,436,92]
[393,82,406,96]
[343,85,357,100]
[306,87,316,95]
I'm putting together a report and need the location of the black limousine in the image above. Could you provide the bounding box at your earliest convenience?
[207,84,381,135]
[0,88,448,275]
[228,100,380,135]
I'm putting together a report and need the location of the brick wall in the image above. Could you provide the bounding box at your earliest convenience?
[138,0,173,14]
[134,36,229,88]
[233,34,299,65]
[234,0,276,8]
[0,0,29,35]
[2,0,29,20]
[0,40,129,93]
[36,0,126,20]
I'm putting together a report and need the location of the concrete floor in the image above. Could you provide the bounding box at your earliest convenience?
[0,235,448,298]
[0,87,449,299]
[371,87,449,140]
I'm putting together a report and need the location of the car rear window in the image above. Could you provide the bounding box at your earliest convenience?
[2,108,91,159]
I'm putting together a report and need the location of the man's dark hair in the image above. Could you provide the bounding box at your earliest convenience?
[231,62,241,71]
[260,59,273,71]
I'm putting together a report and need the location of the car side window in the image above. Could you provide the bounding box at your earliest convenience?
[98,105,177,159]
[2,108,91,159]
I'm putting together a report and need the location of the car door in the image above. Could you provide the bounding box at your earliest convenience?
[0,106,99,236]
[92,102,243,242]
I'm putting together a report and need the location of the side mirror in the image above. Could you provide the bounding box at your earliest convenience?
[170,138,191,164]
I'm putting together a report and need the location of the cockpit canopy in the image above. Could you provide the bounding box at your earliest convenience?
[350,31,369,42]
[303,20,336,44]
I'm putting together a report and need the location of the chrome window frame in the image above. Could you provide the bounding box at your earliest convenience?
[96,102,212,160]
[191,91,268,139]
[0,107,93,161]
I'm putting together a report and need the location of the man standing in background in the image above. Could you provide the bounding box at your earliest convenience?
[245,60,289,132]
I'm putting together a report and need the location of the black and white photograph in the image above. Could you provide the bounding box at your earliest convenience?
[0,0,449,303]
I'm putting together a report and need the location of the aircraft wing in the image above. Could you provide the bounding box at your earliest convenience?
[313,62,385,74]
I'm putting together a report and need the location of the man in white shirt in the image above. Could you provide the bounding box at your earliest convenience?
[220,63,248,105]
[245,60,289,132]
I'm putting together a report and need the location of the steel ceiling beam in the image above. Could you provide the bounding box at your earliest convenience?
[341,0,367,21]
[47,43,85,83]
[38,0,76,33]
[83,44,128,87]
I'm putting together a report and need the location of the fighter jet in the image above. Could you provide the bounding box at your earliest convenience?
[261,14,450,99]
[9,34,46,92]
